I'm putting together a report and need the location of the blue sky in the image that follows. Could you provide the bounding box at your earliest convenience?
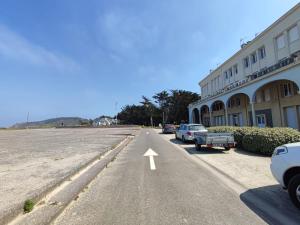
[0,0,299,127]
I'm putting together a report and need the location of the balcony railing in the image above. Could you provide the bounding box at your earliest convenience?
[193,55,299,106]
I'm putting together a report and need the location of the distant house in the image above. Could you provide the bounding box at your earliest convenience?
[93,116,119,126]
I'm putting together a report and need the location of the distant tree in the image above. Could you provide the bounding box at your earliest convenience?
[140,96,156,126]
[117,90,200,125]
[153,90,169,124]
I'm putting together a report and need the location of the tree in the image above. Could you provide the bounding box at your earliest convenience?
[117,90,200,125]
[153,90,169,124]
[140,96,155,126]
[167,90,200,124]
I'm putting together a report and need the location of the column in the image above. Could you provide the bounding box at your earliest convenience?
[199,107,202,124]
[250,102,256,126]
[209,111,213,127]
[188,107,192,124]
[225,106,229,126]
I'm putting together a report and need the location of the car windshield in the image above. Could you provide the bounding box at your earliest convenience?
[188,125,205,131]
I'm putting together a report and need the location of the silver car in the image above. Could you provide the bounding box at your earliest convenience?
[175,124,207,142]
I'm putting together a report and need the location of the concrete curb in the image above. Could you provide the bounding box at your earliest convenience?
[4,134,135,225]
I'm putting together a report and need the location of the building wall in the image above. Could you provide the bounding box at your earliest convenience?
[199,4,300,99]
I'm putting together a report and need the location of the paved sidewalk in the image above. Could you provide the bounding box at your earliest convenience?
[155,129,300,219]
[155,129,276,189]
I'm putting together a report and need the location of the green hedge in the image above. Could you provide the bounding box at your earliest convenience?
[207,126,300,156]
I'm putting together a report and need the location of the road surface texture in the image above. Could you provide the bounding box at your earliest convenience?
[0,127,138,222]
[156,130,300,222]
[55,129,266,225]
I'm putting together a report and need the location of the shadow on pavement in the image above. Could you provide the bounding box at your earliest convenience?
[233,148,269,158]
[240,184,300,224]
[169,138,226,155]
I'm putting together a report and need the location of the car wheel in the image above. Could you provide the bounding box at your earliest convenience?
[195,141,202,151]
[182,136,186,143]
[288,174,300,209]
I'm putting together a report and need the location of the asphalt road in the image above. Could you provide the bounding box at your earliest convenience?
[55,129,266,225]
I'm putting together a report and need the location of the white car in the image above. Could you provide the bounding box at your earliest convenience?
[175,124,207,142]
[270,142,300,209]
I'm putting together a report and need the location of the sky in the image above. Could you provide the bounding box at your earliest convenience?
[0,0,299,127]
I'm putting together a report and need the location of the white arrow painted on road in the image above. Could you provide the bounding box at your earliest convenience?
[144,148,158,170]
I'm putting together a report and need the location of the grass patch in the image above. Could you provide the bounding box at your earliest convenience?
[23,199,35,213]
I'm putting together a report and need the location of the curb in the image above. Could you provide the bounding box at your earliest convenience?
[5,135,134,225]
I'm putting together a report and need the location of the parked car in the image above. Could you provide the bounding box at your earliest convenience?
[270,143,300,209]
[175,124,207,142]
[162,124,176,134]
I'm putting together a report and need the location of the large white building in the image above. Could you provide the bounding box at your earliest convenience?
[189,3,300,129]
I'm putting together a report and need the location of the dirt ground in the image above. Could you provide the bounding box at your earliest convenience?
[0,127,139,221]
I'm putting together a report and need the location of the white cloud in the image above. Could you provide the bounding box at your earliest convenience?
[0,25,79,72]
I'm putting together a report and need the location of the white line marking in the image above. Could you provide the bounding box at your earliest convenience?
[149,155,156,170]
[144,148,158,171]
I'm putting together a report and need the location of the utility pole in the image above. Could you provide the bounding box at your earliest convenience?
[115,101,118,125]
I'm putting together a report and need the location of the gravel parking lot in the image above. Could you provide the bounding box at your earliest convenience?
[0,127,139,222]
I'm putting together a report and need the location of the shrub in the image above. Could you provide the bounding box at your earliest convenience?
[242,127,300,155]
[208,126,300,156]
[23,199,35,213]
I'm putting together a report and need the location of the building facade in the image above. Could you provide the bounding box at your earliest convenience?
[189,3,300,130]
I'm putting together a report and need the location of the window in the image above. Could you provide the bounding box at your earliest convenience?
[228,99,235,108]
[233,65,238,74]
[224,71,228,79]
[232,114,240,126]
[258,46,266,59]
[214,116,224,126]
[264,88,271,102]
[243,57,249,68]
[283,83,292,97]
[256,91,262,103]
[236,97,241,106]
[276,34,285,49]
[228,68,233,77]
[213,102,223,111]
[251,52,257,64]
[288,25,299,43]
[256,114,266,128]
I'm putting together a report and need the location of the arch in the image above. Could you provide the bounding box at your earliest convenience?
[210,100,225,112]
[192,108,200,124]
[226,93,251,126]
[251,79,300,128]
[251,79,300,102]
[200,105,210,126]
[226,93,250,108]
[210,100,226,126]
[200,104,210,113]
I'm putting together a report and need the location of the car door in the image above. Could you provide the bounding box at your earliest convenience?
[181,125,187,139]
[177,125,184,139]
